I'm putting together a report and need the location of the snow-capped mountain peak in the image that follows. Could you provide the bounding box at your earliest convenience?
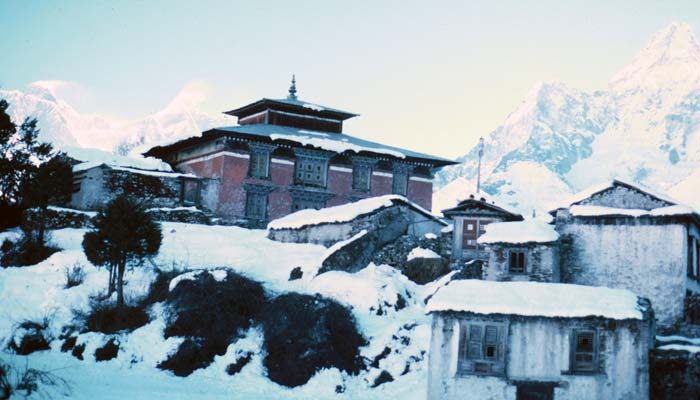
[609,21,700,92]
[437,21,700,215]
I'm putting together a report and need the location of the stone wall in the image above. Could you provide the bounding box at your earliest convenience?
[428,312,653,400]
[650,349,700,400]
[578,185,672,209]
[23,207,94,230]
[484,243,560,282]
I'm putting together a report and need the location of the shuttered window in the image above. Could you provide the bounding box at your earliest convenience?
[249,151,270,178]
[245,192,267,220]
[352,164,371,192]
[458,321,506,376]
[571,330,598,373]
[295,158,327,187]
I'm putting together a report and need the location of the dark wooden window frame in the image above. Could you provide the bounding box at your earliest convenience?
[508,249,527,273]
[457,321,506,377]
[570,329,599,373]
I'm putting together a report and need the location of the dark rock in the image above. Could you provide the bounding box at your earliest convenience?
[371,347,391,368]
[72,343,85,360]
[94,339,119,361]
[372,370,394,387]
[225,353,252,376]
[60,336,77,352]
[288,267,303,281]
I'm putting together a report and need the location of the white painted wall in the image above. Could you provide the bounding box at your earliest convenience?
[560,222,687,328]
[428,314,651,400]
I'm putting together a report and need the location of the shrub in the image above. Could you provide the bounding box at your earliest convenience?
[158,338,217,377]
[64,263,86,289]
[139,268,189,307]
[0,359,70,399]
[6,319,52,355]
[1,239,12,254]
[261,293,366,387]
[60,336,77,353]
[78,301,149,334]
[0,237,59,267]
[71,344,85,360]
[157,271,267,376]
[94,339,119,362]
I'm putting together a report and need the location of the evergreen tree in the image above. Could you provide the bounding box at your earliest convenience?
[82,195,162,308]
[0,99,53,229]
[21,153,74,246]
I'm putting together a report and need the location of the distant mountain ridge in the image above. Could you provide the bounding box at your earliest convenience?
[0,81,233,159]
[436,22,700,214]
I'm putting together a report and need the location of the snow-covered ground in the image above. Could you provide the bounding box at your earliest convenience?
[0,223,447,399]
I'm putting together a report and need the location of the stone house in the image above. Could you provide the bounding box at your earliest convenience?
[426,279,654,400]
[267,194,446,247]
[442,193,523,261]
[477,219,560,282]
[144,79,456,226]
[70,162,209,211]
[551,178,700,330]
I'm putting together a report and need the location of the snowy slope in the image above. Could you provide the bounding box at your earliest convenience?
[0,224,448,399]
[0,81,233,157]
[436,22,700,214]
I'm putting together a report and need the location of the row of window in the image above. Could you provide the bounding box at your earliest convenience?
[247,151,412,196]
[244,190,328,220]
[458,322,599,376]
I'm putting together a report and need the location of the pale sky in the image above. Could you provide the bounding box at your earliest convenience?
[2,1,700,159]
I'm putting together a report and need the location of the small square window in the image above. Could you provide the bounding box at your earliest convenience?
[571,330,598,373]
[467,224,474,231]
[509,251,526,273]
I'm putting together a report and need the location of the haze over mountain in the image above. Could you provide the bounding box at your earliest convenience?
[435,21,700,213]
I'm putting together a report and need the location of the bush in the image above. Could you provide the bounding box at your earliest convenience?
[157,338,218,377]
[60,336,76,353]
[157,271,267,376]
[78,301,149,334]
[0,237,59,267]
[0,359,70,399]
[6,320,52,355]
[94,339,119,362]
[288,267,303,281]
[64,263,86,289]
[71,344,85,360]
[139,268,189,307]
[261,293,366,387]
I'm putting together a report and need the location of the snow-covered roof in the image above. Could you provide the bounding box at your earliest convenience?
[267,194,445,231]
[74,162,197,178]
[441,191,522,219]
[146,124,456,166]
[569,204,697,218]
[426,280,646,320]
[477,219,559,245]
[551,178,684,211]
[64,146,173,172]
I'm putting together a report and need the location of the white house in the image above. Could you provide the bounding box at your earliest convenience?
[426,280,654,400]
[551,178,700,329]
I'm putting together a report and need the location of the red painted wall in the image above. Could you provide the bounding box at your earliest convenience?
[176,151,434,221]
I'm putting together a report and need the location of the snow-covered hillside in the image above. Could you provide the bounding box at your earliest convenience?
[0,81,232,157]
[0,224,450,399]
[436,22,700,214]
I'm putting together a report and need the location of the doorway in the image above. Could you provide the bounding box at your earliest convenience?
[516,383,554,400]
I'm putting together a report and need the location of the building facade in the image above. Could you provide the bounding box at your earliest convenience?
[426,280,654,400]
[442,193,523,261]
[144,80,455,226]
[551,179,700,330]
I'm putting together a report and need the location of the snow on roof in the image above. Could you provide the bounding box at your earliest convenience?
[267,194,443,231]
[477,219,559,245]
[407,247,441,261]
[65,146,173,172]
[74,162,197,178]
[209,124,455,164]
[569,204,697,218]
[551,178,684,211]
[426,280,646,320]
